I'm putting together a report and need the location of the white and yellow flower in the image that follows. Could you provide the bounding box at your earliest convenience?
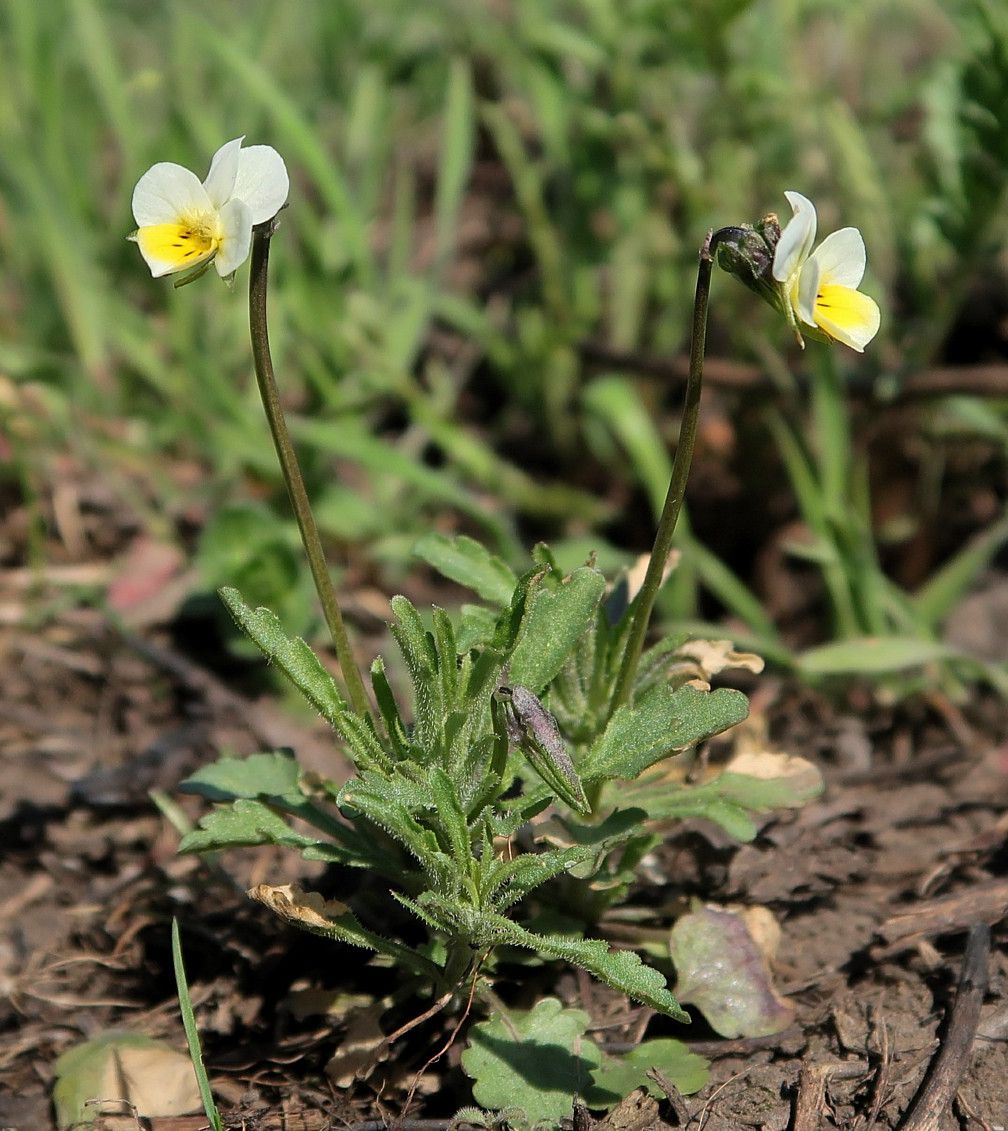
[129,137,289,282]
[771,190,880,352]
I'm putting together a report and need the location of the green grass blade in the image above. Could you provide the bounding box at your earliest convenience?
[171,918,223,1131]
[914,510,1008,628]
[434,57,475,274]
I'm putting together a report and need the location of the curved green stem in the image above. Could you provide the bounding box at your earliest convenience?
[248,218,371,719]
[608,227,741,717]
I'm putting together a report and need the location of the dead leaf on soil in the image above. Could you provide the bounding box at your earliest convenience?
[593,1087,671,1131]
[287,987,376,1022]
[325,1001,390,1087]
[669,903,795,1039]
[624,550,681,604]
[248,882,350,930]
[717,714,824,808]
[673,639,764,691]
[106,536,189,628]
[52,1032,202,1128]
[723,748,823,805]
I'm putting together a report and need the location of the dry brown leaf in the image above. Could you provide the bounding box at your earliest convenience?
[53,1034,201,1128]
[325,1002,390,1087]
[676,639,765,678]
[725,748,824,802]
[624,550,681,603]
[248,882,349,929]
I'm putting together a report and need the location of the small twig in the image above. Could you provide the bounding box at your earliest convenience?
[402,964,484,1118]
[380,990,454,1051]
[954,1088,995,1131]
[791,1061,870,1131]
[874,883,1008,957]
[697,1070,748,1131]
[859,1011,892,1131]
[897,923,990,1131]
[646,1068,690,1126]
[578,343,1008,402]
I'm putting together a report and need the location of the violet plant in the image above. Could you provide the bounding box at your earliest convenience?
[130,138,877,1049]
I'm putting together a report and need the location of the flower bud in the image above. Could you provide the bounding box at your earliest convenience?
[713,215,782,309]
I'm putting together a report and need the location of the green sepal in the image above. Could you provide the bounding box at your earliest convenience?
[496,685,590,813]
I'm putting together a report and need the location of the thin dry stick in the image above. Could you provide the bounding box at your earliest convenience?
[897,923,990,1131]
[697,1069,748,1131]
[859,1011,892,1131]
[381,990,455,1050]
[792,1061,870,1131]
[402,959,486,1119]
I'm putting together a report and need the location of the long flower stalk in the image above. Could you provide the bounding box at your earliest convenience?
[248,217,371,719]
[608,227,743,717]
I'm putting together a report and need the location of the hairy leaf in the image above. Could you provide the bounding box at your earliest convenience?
[178,799,321,854]
[508,566,606,693]
[417,896,687,1019]
[248,882,437,978]
[585,684,748,780]
[180,751,303,804]
[218,587,347,727]
[461,999,600,1124]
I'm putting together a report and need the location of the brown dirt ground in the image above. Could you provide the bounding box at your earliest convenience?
[2,465,1007,1131]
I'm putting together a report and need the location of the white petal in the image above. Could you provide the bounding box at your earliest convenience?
[772,190,817,283]
[796,257,821,327]
[214,198,253,276]
[808,227,866,288]
[203,136,244,210]
[232,145,290,224]
[132,163,211,227]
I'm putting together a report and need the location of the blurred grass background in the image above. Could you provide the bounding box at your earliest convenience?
[2,0,1007,684]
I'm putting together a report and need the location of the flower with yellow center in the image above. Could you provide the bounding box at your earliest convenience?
[129,137,289,282]
[771,190,880,352]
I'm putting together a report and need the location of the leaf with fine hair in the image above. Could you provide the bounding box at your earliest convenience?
[218,587,348,727]
[412,894,688,1019]
[584,684,748,781]
[178,798,321,854]
[248,882,438,979]
[389,595,444,754]
[508,566,607,693]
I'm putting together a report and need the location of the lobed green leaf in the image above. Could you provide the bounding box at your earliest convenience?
[585,684,748,781]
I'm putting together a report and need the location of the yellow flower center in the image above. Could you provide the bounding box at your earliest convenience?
[135,213,222,269]
[813,282,877,340]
